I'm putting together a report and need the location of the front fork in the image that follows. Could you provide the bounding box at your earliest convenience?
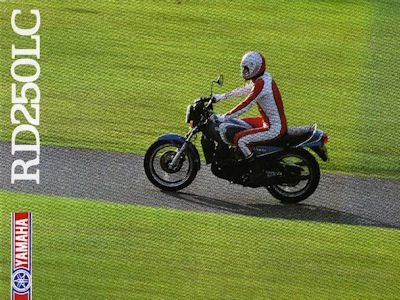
[168,127,197,170]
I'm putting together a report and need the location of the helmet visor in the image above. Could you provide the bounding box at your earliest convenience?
[241,66,250,79]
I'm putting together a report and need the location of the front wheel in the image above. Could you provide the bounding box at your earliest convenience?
[144,140,199,191]
[266,148,320,204]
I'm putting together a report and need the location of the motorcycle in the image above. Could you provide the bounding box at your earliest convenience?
[144,75,329,203]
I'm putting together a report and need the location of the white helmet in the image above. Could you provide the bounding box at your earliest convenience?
[240,51,266,80]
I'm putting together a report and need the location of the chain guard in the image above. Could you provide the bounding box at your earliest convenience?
[211,156,304,188]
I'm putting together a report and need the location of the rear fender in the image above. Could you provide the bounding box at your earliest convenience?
[293,129,329,162]
[157,134,201,170]
[310,145,329,162]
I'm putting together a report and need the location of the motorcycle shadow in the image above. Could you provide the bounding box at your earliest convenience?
[162,191,393,228]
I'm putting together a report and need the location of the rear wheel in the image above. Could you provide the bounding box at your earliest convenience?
[266,149,320,204]
[144,140,198,191]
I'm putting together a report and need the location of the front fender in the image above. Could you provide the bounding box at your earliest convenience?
[157,134,186,144]
[156,134,201,170]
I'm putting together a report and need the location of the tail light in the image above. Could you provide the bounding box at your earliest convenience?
[322,133,328,144]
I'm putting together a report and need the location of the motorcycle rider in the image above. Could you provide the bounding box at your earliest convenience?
[213,51,288,166]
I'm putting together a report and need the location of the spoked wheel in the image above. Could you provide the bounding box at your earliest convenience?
[144,140,198,191]
[266,149,320,204]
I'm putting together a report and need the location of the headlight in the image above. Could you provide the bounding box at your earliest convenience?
[185,105,194,124]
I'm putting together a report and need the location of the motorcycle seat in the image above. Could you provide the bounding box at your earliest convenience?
[271,125,316,147]
[220,122,316,148]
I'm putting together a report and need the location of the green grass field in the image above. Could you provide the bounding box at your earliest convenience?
[1,190,400,299]
[1,1,399,299]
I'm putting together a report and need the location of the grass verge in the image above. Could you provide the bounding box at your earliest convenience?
[1,190,399,299]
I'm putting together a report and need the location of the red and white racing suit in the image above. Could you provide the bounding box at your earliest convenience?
[219,72,287,158]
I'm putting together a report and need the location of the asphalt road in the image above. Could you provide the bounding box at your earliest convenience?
[1,141,399,228]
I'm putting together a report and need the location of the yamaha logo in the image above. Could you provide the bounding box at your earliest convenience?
[12,269,32,294]
[11,212,32,300]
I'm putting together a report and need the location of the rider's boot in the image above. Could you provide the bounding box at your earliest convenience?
[241,153,260,183]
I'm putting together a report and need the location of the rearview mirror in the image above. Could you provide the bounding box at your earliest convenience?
[216,74,224,86]
[210,74,224,96]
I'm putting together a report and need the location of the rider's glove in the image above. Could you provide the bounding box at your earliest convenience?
[211,114,227,123]
[212,94,226,102]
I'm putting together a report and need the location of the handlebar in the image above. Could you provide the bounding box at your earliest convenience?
[196,96,215,109]
[195,96,214,103]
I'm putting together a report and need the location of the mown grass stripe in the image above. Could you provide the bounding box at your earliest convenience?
[1,190,400,298]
